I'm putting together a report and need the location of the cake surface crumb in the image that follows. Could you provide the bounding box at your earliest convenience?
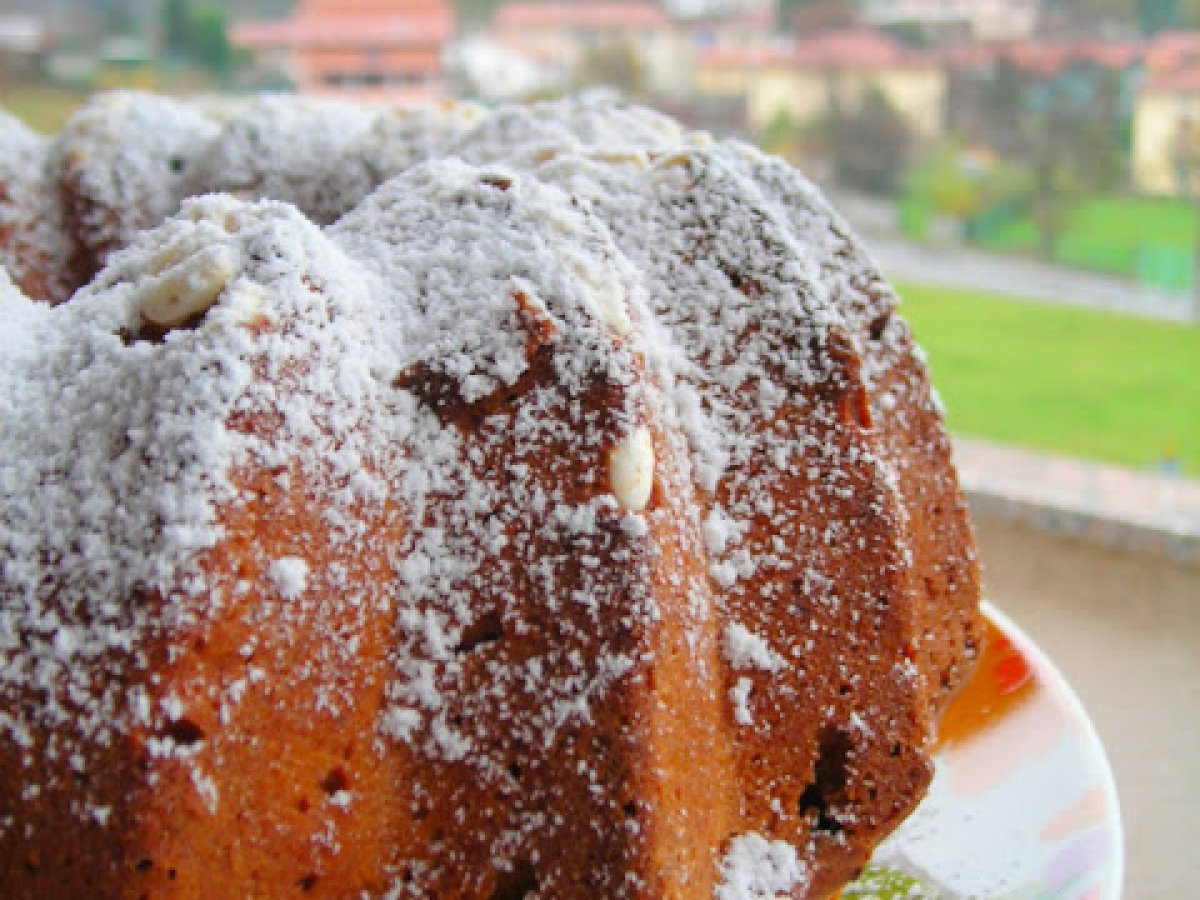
[269,556,310,600]
[716,833,809,899]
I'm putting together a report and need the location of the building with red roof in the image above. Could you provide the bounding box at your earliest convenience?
[861,0,1038,42]
[1135,32,1200,195]
[1144,30,1200,77]
[232,0,455,103]
[941,38,1143,78]
[790,27,928,69]
[695,27,945,138]
[494,1,671,31]
[489,1,694,96]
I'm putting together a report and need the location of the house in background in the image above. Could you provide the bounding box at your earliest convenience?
[488,1,692,97]
[673,0,776,50]
[231,0,455,103]
[1134,33,1200,196]
[696,27,945,138]
[860,0,1040,43]
[943,38,1142,159]
[0,14,47,77]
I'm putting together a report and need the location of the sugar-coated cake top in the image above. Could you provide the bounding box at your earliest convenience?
[0,110,76,299]
[186,94,375,224]
[0,94,972,899]
[56,91,221,265]
[1,196,379,744]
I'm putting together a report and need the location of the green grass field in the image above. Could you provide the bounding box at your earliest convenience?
[974,196,1198,290]
[895,283,1200,476]
[1,85,89,134]
[1,70,215,135]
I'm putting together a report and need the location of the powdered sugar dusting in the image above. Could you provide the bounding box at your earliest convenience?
[330,160,655,772]
[268,557,309,600]
[716,833,809,899]
[0,110,76,302]
[1,191,385,785]
[729,677,756,726]
[322,100,487,220]
[56,90,219,274]
[723,622,786,672]
[0,93,977,897]
[187,94,373,224]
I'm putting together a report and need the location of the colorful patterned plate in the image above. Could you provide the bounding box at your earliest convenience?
[846,603,1124,899]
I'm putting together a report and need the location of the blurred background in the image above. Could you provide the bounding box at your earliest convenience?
[1,0,1197,895]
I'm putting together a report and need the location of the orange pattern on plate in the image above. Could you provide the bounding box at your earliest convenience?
[935,616,1035,751]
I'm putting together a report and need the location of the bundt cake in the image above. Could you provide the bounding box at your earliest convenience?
[0,110,77,303]
[0,92,982,898]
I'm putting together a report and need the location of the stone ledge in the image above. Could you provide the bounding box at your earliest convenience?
[953,439,1200,567]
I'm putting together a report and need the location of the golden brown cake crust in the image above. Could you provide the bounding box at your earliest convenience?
[0,95,982,899]
[726,152,984,713]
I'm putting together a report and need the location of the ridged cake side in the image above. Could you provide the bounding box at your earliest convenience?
[0,94,983,899]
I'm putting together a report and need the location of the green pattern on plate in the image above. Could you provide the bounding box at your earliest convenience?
[844,865,940,899]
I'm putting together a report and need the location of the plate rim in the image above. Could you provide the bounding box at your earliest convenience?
[981,600,1126,900]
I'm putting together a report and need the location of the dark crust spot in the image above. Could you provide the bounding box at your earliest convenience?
[120,308,210,345]
[491,859,538,900]
[394,291,559,428]
[799,726,853,835]
[320,767,348,795]
[455,611,505,655]
[162,717,205,746]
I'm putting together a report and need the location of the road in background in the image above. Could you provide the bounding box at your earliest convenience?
[827,190,1200,324]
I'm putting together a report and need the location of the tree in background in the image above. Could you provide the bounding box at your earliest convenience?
[1138,0,1182,33]
[576,40,645,97]
[943,48,1131,257]
[759,109,803,160]
[162,0,191,59]
[1017,65,1128,256]
[189,6,233,76]
[159,0,233,78]
[100,0,138,36]
[780,0,860,32]
[828,88,913,195]
[945,56,1021,148]
[455,0,507,27]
